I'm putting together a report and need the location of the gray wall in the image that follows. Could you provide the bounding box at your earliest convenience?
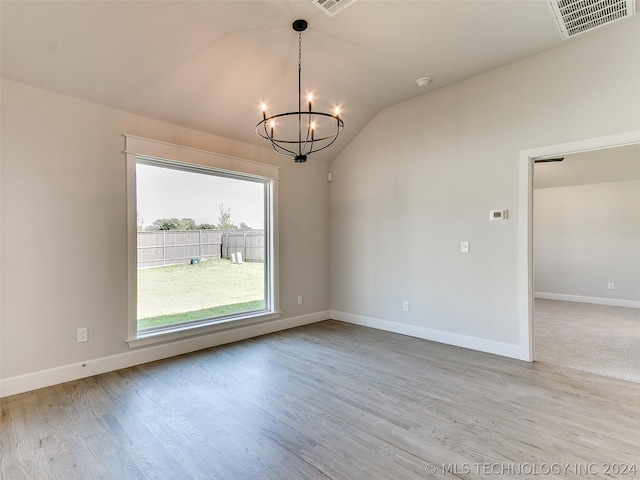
[329,17,640,350]
[4,15,640,391]
[1,79,330,382]
[534,179,640,302]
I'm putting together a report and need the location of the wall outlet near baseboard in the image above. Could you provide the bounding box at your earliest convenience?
[402,301,410,312]
[297,295,303,305]
[607,282,615,290]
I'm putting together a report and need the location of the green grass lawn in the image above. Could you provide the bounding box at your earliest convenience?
[137,258,264,329]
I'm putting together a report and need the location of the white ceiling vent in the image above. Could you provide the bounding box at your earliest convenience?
[312,0,357,17]
[549,0,636,39]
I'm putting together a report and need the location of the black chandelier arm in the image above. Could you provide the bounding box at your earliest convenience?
[255,112,343,160]
[302,119,343,155]
[297,110,312,156]
[258,117,298,156]
[268,139,296,157]
[255,111,344,144]
[298,119,344,155]
[259,122,298,156]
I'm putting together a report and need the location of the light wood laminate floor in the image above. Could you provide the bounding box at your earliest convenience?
[2,320,639,479]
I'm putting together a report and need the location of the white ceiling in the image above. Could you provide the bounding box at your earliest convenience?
[0,0,614,163]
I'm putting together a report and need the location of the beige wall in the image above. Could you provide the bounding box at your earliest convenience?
[329,18,640,352]
[534,179,640,302]
[1,79,330,386]
[4,15,640,393]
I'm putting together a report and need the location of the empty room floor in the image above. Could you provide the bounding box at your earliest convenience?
[2,320,639,479]
[534,298,640,384]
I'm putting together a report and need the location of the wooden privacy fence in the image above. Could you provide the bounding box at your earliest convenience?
[137,229,264,267]
[221,232,265,263]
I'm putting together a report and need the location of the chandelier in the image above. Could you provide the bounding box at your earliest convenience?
[256,19,344,163]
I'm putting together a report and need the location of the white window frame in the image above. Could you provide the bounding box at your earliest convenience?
[124,135,280,348]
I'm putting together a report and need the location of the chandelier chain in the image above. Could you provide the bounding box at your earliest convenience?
[297,32,303,151]
[298,32,302,73]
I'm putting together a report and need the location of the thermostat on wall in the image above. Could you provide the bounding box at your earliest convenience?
[490,209,508,221]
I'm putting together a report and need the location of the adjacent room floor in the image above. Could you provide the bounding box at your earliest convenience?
[2,320,639,479]
[534,298,640,384]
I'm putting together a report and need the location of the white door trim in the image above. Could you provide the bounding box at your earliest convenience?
[518,130,640,361]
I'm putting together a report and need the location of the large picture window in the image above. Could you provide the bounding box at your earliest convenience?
[125,136,279,346]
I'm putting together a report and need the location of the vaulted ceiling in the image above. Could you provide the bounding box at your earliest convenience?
[1,0,628,162]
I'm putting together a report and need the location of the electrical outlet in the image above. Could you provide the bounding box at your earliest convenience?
[461,241,470,253]
[297,295,303,305]
[402,301,410,312]
[608,282,615,290]
[77,327,88,343]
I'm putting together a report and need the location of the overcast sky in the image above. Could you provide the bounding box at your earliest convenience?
[136,163,265,229]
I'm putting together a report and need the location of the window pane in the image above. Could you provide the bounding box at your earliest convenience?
[135,161,267,332]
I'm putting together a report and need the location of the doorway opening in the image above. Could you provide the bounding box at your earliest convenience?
[518,130,640,375]
[532,145,640,382]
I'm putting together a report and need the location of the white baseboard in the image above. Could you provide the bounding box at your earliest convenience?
[330,311,528,361]
[0,311,329,398]
[534,292,640,309]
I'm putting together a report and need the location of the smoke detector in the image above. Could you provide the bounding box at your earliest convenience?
[548,0,636,39]
[312,0,358,17]
[416,77,431,87]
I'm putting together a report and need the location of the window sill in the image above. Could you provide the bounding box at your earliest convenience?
[126,311,281,348]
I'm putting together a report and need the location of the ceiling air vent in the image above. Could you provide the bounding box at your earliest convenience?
[549,0,636,39]
[312,0,357,17]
